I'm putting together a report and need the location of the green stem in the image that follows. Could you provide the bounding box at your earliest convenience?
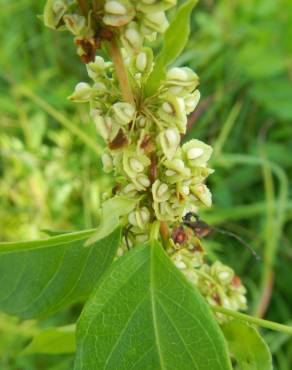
[150,221,160,244]
[108,36,135,106]
[212,306,292,335]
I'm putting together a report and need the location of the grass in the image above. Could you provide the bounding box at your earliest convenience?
[0,0,291,368]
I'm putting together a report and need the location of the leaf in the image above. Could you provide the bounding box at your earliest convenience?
[85,196,138,246]
[145,0,198,97]
[23,325,76,355]
[75,242,232,370]
[0,228,120,319]
[250,78,292,120]
[222,319,273,370]
[0,229,95,254]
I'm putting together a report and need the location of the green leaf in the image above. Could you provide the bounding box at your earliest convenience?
[0,228,121,319]
[75,242,232,370]
[0,229,96,254]
[23,325,76,355]
[85,196,138,246]
[145,0,198,97]
[222,319,273,370]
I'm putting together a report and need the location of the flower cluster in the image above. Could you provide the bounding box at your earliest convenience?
[44,0,247,315]
[44,0,177,62]
[104,0,176,50]
[69,50,213,245]
[172,249,247,316]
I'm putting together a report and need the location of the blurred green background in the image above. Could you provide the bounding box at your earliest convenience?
[0,0,291,368]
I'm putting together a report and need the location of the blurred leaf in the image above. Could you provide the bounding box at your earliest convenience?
[145,0,198,96]
[222,319,272,370]
[23,325,75,355]
[75,242,232,370]
[0,228,120,318]
[250,79,292,120]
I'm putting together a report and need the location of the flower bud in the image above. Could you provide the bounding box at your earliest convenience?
[159,128,180,160]
[211,262,234,285]
[152,180,170,202]
[44,0,67,29]
[105,1,127,14]
[166,67,199,92]
[124,22,143,50]
[87,56,110,80]
[142,11,169,33]
[94,115,112,140]
[128,207,150,229]
[158,94,187,133]
[123,150,151,178]
[136,52,147,72]
[101,152,113,173]
[123,183,139,198]
[182,139,213,167]
[190,183,212,208]
[63,14,86,35]
[184,90,200,114]
[104,0,135,27]
[132,174,151,191]
[68,82,92,102]
[163,157,191,183]
[112,102,135,125]
[138,0,177,13]
[130,158,144,173]
[130,48,153,76]
[153,200,174,221]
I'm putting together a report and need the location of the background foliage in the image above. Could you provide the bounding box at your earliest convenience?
[0,0,291,368]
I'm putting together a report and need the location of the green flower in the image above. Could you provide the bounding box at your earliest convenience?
[112,102,136,125]
[123,149,151,179]
[152,180,171,202]
[182,139,213,167]
[68,82,93,102]
[190,183,212,208]
[44,0,69,29]
[158,128,180,160]
[128,206,150,229]
[158,93,187,133]
[103,0,135,27]
[137,0,177,13]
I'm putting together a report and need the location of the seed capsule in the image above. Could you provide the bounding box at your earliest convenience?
[130,158,144,173]
[105,1,127,15]
[187,148,204,160]
[136,52,147,72]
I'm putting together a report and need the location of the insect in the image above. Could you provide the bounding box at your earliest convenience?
[182,212,260,259]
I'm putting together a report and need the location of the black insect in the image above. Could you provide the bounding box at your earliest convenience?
[182,212,259,259]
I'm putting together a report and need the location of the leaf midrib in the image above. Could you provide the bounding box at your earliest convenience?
[150,244,166,370]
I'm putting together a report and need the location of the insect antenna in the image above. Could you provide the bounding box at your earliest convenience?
[211,226,260,260]
[182,212,260,260]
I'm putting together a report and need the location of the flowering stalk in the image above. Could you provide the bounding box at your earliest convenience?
[43,0,247,319]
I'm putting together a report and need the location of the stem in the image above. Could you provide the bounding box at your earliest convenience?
[160,221,169,241]
[93,0,104,12]
[108,36,135,106]
[150,221,160,244]
[212,306,292,335]
[77,0,89,16]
